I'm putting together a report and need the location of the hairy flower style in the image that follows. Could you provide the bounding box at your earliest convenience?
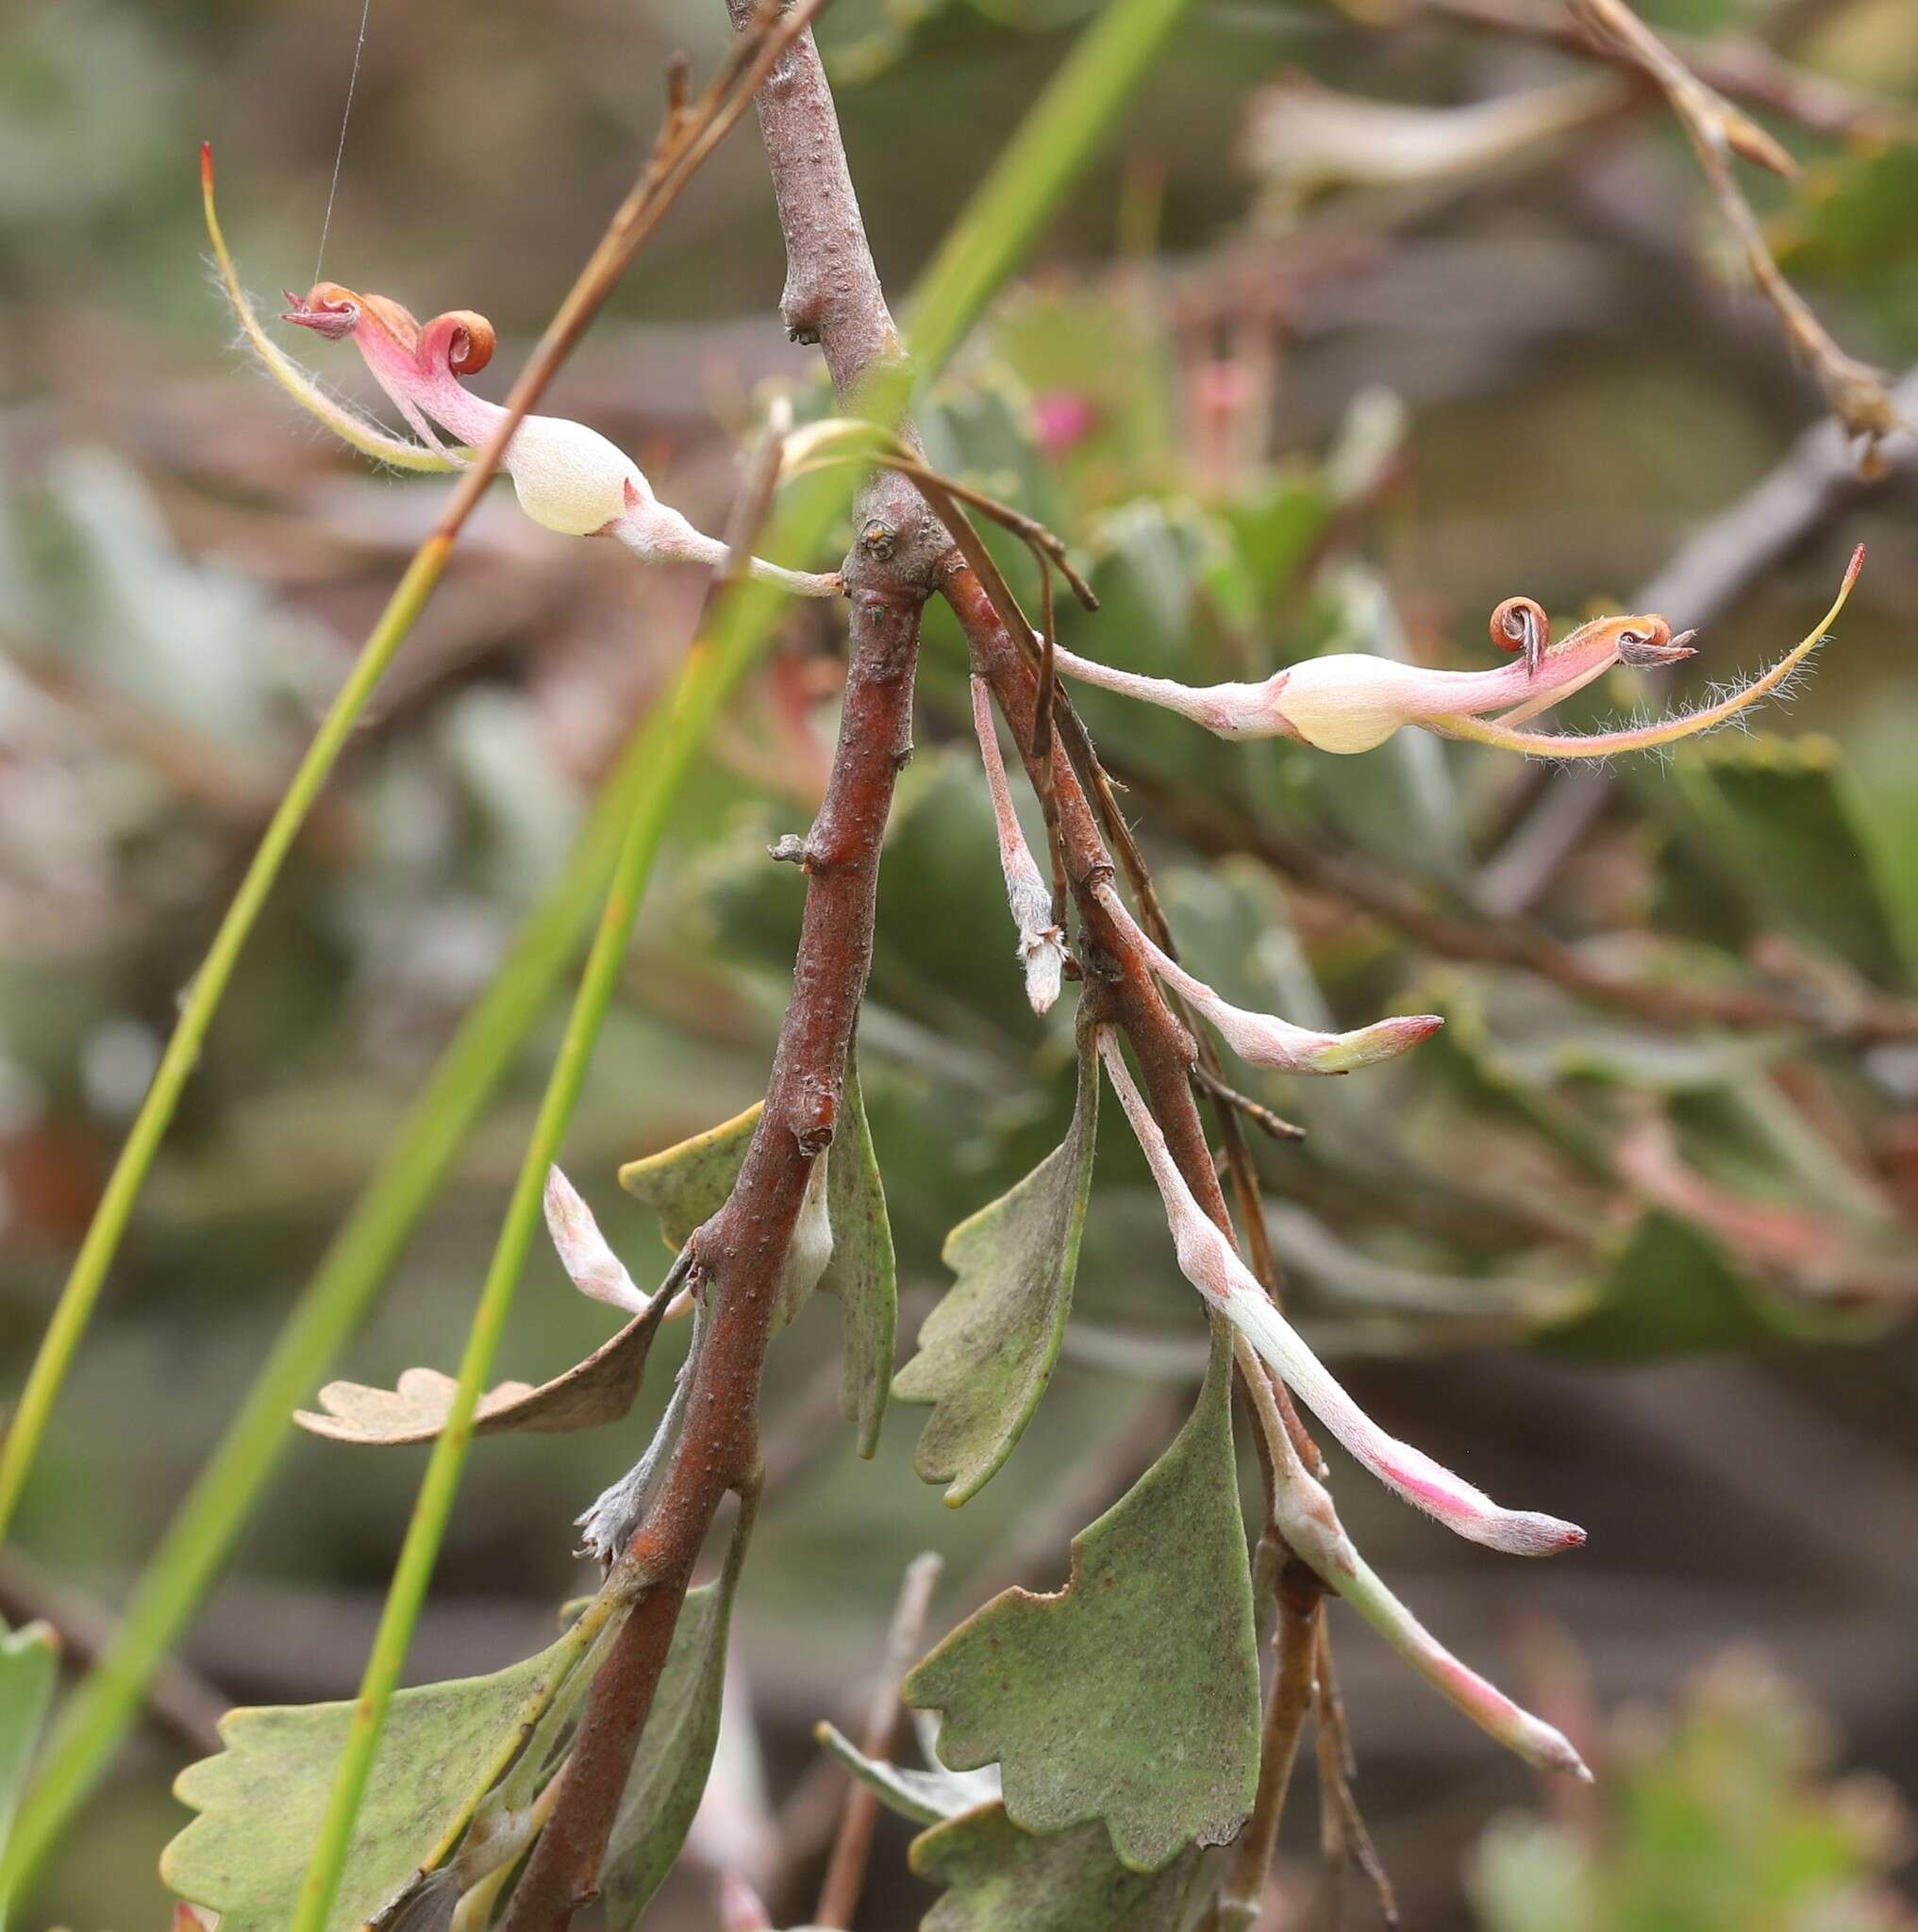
[1096,1031,1584,1557]
[1259,1374,1591,1778]
[1096,882,1440,1074]
[1049,551,1863,756]
[971,676,1067,1015]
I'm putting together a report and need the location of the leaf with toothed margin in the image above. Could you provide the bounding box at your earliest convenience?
[903,1330,1259,1873]
[3,1615,60,1901]
[616,1047,896,1457]
[910,1803,1204,1932]
[599,1507,753,1930]
[892,1030,1099,1505]
[160,1627,592,1932]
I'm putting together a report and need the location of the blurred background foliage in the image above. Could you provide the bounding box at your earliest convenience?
[2,0,1917,1924]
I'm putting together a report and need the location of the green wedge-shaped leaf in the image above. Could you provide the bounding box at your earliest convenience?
[2,1616,59,1907]
[910,1803,1202,1932]
[819,1049,897,1457]
[617,1048,895,1456]
[599,1505,753,1929]
[160,1628,588,1932]
[619,1103,763,1248]
[903,1332,1259,1873]
[892,1034,1098,1505]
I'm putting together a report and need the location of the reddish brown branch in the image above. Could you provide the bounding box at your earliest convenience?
[498,15,943,1925]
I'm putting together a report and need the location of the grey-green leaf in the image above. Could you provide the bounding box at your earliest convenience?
[910,1803,1202,1932]
[161,1631,590,1932]
[599,1507,753,1929]
[2,1616,59,1919]
[903,1332,1259,1873]
[619,1103,763,1248]
[813,1720,1001,1825]
[819,1048,897,1457]
[892,1035,1099,1505]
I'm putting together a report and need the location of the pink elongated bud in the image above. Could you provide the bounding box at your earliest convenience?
[972,677,1068,1016]
[1096,1032,1583,1557]
[1262,1404,1590,1778]
[1097,884,1440,1074]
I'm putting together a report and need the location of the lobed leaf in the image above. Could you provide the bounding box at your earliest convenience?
[909,1803,1202,1932]
[293,1288,670,1447]
[892,1031,1100,1505]
[599,1507,753,1929]
[161,1628,591,1932]
[904,1331,1259,1872]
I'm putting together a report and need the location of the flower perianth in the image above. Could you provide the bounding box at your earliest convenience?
[201,147,840,595]
[1097,1030,1585,1557]
[1048,589,1726,753]
[971,676,1067,1015]
[1094,882,1441,1074]
[1259,1373,1591,1778]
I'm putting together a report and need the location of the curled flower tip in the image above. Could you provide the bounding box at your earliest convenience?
[543,1165,650,1314]
[1490,596,1548,676]
[1439,546,1864,759]
[972,676,1069,1015]
[1097,882,1439,1074]
[1097,1029,1582,1556]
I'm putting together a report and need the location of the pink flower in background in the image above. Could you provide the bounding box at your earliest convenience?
[1030,389,1097,458]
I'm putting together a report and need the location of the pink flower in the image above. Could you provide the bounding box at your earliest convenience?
[1049,555,1863,757]
[1030,389,1097,459]
[1098,1030,1584,1557]
[279,281,840,595]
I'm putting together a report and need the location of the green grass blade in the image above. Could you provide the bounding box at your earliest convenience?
[0,538,453,1546]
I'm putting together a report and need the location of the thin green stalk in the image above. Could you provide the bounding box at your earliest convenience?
[903,0,1195,375]
[0,537,452,1544]
[0,683,651,1901]
[287,541,809,1932]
